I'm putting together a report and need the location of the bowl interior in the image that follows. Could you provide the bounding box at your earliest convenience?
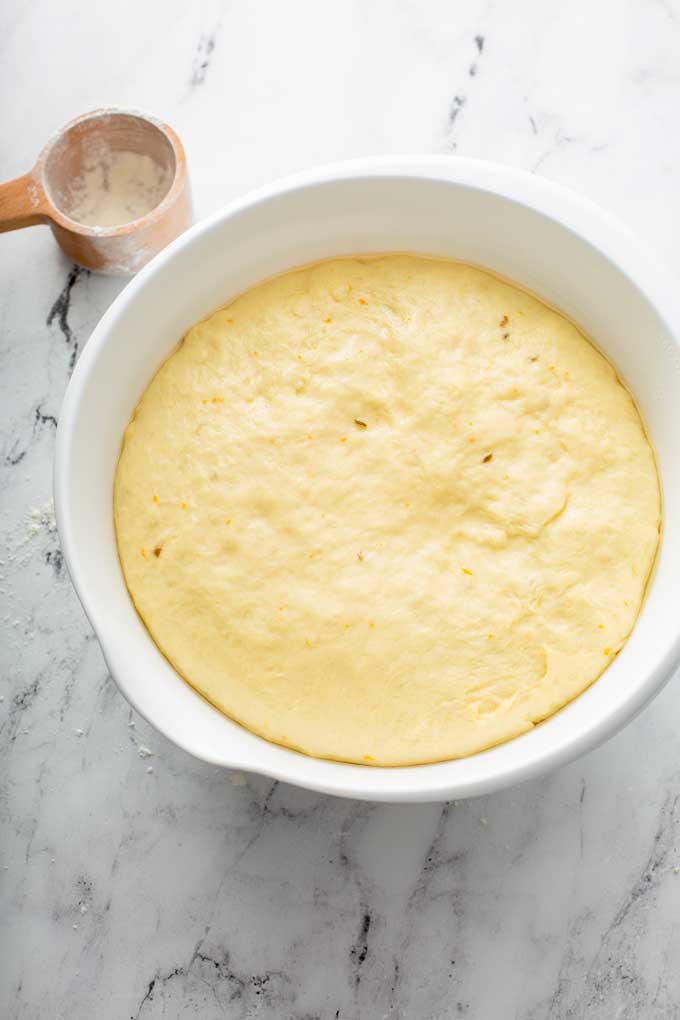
[56,164,680,800]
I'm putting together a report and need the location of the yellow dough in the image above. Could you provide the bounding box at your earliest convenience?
[114,255,661,765]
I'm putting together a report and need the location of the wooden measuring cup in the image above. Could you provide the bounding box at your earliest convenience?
[0,108,192,275]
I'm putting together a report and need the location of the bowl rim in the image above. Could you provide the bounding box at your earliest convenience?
[54,154,680,801]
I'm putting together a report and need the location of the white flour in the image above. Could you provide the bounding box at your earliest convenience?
[65,148,172,228]
[25,498,57,539]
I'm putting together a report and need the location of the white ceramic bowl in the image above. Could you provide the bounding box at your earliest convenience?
[55,156,680,802]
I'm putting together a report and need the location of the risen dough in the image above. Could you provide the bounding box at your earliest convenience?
[114,255,660,765]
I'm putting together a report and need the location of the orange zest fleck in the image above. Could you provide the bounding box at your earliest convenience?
[323,317,332,323]
[181,502,187,510]
[152,494,158,503]
[462,567,473,576]
[225,518,231,525]
[140,548,147,558]
[211,396,224,404]
[363,754,374,762]
[358,298,367,305]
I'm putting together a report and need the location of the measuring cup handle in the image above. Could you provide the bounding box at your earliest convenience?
[0,172,50,233]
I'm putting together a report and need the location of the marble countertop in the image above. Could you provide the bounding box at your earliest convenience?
[3,1,680,1017]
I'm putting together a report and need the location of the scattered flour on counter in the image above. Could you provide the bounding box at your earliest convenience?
[3,501,57,578]
[230,772,247,787]
[137,745,153,759]
[25,498,57,540]
[63,147,172,228]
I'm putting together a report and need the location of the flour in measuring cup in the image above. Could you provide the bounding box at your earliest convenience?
[65,148,172,228]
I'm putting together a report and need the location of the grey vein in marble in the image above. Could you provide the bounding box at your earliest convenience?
[191,32,218,88]
[46,265,88,372]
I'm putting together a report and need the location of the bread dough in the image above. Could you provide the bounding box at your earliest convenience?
[114,255,661,765]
